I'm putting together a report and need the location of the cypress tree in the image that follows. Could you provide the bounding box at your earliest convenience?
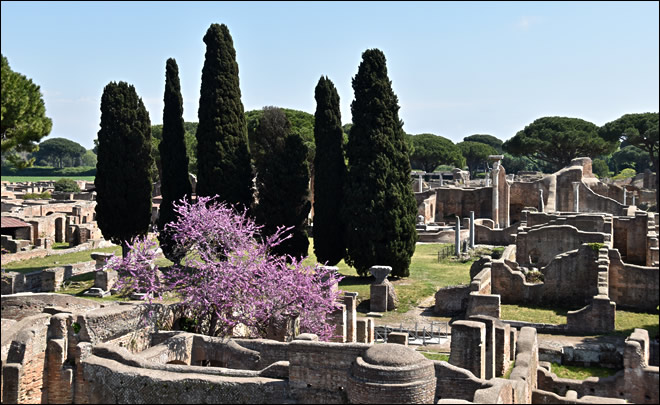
[196,23,253,209]
[157,58,192,263]
[313,76,346,265]
[343,49,417,277]
[254,107,311,259]
[95,81,153,257]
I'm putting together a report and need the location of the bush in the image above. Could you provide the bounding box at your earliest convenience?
[54,178,80,192]
[21,191,52,200]
[612,168,636,180]
[491,247,506,259]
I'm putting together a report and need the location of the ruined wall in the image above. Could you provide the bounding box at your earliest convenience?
[515,225,607,268]
[509,181,548,223]
[415,190,436,223]
[474,222,518,246]
[82,355,290,404]
[434,187,491,222]
[434,285,470,316]
[539,244,600,307]
[526,212,613,234]
[608,249,659,311]
[2,314,50,404]
[491,259,544,305]
[509,327,538,404]
[613,212,649,265]
[288,340,368,403]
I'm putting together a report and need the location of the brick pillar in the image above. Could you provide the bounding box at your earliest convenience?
[329,303,346,343]
[344,292,358,343]
[356,318,368,343]
[366,318,375,344]
[469,315,496,379]
[449,320,486,379]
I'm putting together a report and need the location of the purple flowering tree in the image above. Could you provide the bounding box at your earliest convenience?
[108,196,343,341]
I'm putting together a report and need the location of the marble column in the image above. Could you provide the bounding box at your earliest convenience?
[572,182,580,213]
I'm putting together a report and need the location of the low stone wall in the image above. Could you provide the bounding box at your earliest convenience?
[532,389,627,404]
[1,293,104,320]
[509,327,538,404]
[537,365,624,399]
[466,292,501,319]
[474,223,518,246]
[566,296,616,335]
[1,239,114,265]
[608,248,659,311]
[434,285,470,316]
[433,361,492,402]
[81,354,291,404]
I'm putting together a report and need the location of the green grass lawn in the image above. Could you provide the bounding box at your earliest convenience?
[502,304,659,339]
[2,175,95,182]
[2,245,122,274]
[304,239,474,316]
[550,362,619,380]
[419,351,450,362]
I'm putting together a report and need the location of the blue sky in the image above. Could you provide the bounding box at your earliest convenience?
[2,1,658,149]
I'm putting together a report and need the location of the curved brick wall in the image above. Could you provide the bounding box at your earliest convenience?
[347,344,436,404]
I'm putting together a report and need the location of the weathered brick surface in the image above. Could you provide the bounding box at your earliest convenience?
[449,321,485,379]
[82,354,291,404]
[510,326,538,404]
[434,285,470,316]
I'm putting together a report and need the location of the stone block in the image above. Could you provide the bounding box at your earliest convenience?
[388,332,408,346]
[94,269,117,291]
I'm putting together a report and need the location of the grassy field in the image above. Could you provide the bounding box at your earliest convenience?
[502,304,659,339]
[2,245,122,274]
[550,362,619,380]
[2,175,95,182]
[303,240,474,315]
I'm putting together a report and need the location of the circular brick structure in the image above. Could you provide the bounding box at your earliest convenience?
[347,344,436,404]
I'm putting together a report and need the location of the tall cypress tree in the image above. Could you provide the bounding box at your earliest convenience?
[196,23,253,209]
[343,49,417,277]
[95,81,153,257]
[254,107,311,259]
[157,58,192,263]
[313,76,346,265]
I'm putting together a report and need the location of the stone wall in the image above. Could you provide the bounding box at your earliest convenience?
[608,249,659,311]
[2,314,50,404]
[613,212,650,265]
[434,285,470,316]
[474,222,518,246]
[449,320,486,379]
[289,340,369,403]
[566,296,616,335]
[515,225,607,268]
[539,244,600,307]
[81,354,290,404]
[509,326,538,404]
[434,187,492,222]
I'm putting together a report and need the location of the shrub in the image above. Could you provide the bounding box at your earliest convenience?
[491,247,506,259]
[612,168,636,180]
[54,178,81,192]
[21,191,51,200]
